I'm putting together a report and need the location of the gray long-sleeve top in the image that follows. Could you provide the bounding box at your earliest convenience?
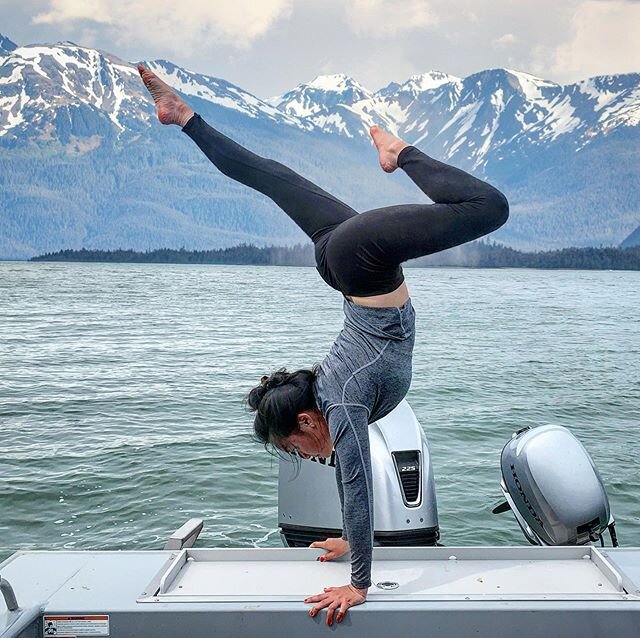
[313,298,416,589]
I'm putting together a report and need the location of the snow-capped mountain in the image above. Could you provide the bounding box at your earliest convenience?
[143,60,306,129]
[0,41,307,145]
[372,71,461,133]
[572,74,640,134]
[270,73,378,137]
[2,35,637,165]
[270,71,462,140]
[0,41,152,143]
[271,67,640,172]
[271,73,372,116]
[0,33,638,258]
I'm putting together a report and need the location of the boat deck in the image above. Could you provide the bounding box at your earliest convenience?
[1,546,639,637]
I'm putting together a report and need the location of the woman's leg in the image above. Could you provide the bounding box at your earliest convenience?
[324,145,509,296]
[138,65,358,244]
[182,114,358,243]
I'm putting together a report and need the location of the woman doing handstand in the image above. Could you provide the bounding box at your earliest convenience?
[138,64,509,627]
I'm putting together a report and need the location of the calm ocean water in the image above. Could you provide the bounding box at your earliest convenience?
[1,262,638,560]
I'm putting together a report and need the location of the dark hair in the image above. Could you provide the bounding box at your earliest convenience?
[247,367,318,450]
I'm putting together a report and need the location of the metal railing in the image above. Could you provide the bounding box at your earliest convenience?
[0,576,18,611]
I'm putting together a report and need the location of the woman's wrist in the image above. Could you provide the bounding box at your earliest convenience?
[348,584,368,598]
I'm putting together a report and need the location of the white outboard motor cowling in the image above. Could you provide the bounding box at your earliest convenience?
[278,400,439,547]
[498,425,616,546]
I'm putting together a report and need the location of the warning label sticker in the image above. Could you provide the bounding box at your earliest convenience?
[43,615,109,636]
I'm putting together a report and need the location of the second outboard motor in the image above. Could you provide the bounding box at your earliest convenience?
[495,425,617,546]
[279,400,439,547]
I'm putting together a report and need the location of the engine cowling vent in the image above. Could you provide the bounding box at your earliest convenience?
[393,451,421,506]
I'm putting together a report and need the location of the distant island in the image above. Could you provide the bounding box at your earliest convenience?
[31,242,640,270]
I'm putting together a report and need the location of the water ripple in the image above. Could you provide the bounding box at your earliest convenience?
[1,263,638,558]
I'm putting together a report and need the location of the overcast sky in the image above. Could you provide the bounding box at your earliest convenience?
[2,0,639,97]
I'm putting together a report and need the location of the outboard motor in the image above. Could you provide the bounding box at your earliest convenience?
[279,400,439,547]
[495,425,618,547]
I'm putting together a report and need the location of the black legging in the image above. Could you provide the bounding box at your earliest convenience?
[183,114,509,296]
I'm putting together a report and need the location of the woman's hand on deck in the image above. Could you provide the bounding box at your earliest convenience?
[305,584,368,626]
[309,537,350,561]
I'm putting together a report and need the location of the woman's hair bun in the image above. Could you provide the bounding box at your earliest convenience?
[248,368,304,411]
[247,369,288,411]
[247,382,268,411]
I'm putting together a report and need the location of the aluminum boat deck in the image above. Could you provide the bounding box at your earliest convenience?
[1,546,639,637]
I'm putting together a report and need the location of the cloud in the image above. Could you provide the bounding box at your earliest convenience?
[33,0,294,51]
[552,0,640,79]
[492,33,518,49]
[8,0,634,96]
[34,0,112,23]
[345,0,436,37]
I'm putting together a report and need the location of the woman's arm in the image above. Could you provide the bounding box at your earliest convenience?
[320,403,374,587]
[330,404,374,589]
[335,455,348,542]
[303,403,372,625]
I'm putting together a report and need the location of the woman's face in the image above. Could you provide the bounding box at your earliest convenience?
[280,412,333,458]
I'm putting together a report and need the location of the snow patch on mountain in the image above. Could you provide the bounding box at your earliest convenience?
[542,95,582,140]
[440,100,479,136]
[0,93,21,130]
[313,112,352,136]
[403,71,459,93]
[575,74,640,131]
[505,68,560,100]
[601,87,640,129]
[11,46,51,78]
[306,73,366,92]
[0,65,22,85]
[579,78,619,111]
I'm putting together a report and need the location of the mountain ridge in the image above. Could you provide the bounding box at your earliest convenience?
[0,34,638,259]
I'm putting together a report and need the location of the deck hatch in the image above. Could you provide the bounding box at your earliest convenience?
[137,546,631,604]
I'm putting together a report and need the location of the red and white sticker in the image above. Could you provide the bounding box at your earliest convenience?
[43,615,109,636]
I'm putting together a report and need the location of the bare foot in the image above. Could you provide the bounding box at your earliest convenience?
[137,64,194,127]
[369,126,410,173]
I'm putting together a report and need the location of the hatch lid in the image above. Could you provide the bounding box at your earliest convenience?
[138,546,631,603]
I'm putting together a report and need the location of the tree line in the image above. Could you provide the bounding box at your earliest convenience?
[31,241,640,270]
